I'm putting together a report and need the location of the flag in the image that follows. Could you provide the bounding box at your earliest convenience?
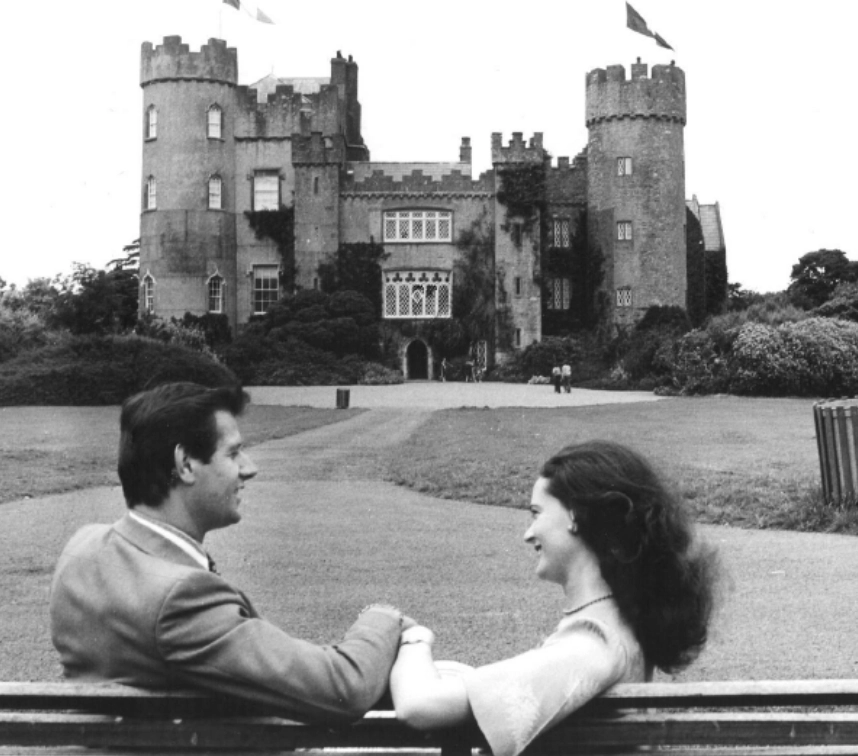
[626,3,674,51]
[223,0,240,9]
[256,7,274,24]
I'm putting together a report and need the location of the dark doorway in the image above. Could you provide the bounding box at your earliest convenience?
[406,340,428,380]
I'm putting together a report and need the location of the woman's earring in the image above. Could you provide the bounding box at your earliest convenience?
[568,520,578,535]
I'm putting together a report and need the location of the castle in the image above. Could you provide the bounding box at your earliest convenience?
[139,36,726,379]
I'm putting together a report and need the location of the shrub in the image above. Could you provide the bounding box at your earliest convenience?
[616,306,691,382]
[135,313,216,357]
[0,302,66,363]
[672,329,731,394]
[0,335,237,406]
[358,363,404,385]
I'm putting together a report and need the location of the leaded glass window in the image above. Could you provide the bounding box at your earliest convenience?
[383,271,452,319]
[208,275,224,313]
[142,274,155,313]
[617,157,633,176]
[616,287,632,308]
[253,171,279,211]
[553,218,570,248]
[382,210,452,243]
[547,278,571,310]
[208,175,222,210]
[617,221,633,241]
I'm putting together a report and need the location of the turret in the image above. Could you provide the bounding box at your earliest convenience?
[585,60,687,325]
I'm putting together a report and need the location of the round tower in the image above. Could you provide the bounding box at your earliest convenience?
[585,59,686,325]
[139,36,238,323]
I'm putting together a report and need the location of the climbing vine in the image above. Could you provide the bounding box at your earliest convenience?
[244,206,296,290]
[496,162,548,244]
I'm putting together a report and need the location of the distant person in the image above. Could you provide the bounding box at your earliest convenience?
[551,365,562,393]
[390,441,718,756]
[561,362,572,393]
[50,382,410,723]
[440,358,448,382]
[465,358,475,383]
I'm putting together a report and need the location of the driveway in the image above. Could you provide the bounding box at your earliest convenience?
[247,382,662,409]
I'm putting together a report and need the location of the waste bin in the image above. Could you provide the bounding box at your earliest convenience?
[813,398,858,504]
[336,388,350,409]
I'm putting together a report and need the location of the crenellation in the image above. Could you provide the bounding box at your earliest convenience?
[492,132,546,165]
[343,163,492,194]
[141,36,237,87]
[586,60,686,126]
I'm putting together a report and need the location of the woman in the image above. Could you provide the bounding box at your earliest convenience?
[391,440,718,756]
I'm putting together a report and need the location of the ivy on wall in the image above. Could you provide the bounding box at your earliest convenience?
[245,206,296,290]
[496,163,548,244]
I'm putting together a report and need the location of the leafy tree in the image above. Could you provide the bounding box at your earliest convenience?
[814,280,858,322]
[726,282,762,312]
[51,262,138,335]
[317,240,389,315]
[788,249,858,309]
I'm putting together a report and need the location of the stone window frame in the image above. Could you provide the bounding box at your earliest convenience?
[141,273,156,313]
[252,170,280,211]
[514,276,523,297]
[617,157,633,176]
[383,269,452,320]
[546,277,571,310]
[144,176,157,211]
[382,209,453,244]
[514,328,522,348]
[145,105,157,140]
[617,221,633,241]
[207,104,223,139]
[208,175,223,210]
[616,286,632,308]
[252,265,280,315]
[207,273,225,313]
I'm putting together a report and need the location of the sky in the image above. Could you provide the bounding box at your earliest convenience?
[3,0,857,293]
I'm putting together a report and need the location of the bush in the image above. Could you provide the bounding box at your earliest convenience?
[0,302,66,363]
[672,329,731,394]
[615,306,691,383]
[135,313,216,357]
[358,363,404,385]
[0,335,237,406]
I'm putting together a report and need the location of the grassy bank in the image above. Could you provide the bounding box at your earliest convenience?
[384,396,858,534]
[0,405,362,504]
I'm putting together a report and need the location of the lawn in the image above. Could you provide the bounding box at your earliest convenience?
[384,396,858,534]
[0,405,362,504]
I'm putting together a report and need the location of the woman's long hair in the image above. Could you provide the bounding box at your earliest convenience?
[541,440,718,673]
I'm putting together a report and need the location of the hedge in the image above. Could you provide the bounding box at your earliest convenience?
[0,334,237,406]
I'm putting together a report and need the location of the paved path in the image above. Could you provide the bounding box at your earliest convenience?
[247,382,662,409]
[2,405,856,683]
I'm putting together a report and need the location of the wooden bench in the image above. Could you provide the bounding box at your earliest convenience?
[1,680,857,755]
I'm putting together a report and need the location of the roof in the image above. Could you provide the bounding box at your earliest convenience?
[249,74,330,103]
[686,195,726,252]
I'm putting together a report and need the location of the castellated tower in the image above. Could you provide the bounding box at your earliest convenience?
[140,36,239,322]
[491,132,545,352]
[585,59,687,324]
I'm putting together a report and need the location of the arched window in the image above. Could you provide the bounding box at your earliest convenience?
[208,175,222,210]
[141,274,155,313]
[207,105,222,139]
[146,105,157,140]
[145,176,156,210]
[208,274,224,313]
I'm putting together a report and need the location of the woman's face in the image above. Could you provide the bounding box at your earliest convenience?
[524,477,577,585]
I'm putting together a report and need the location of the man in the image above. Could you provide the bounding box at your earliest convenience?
[50,382,408,723]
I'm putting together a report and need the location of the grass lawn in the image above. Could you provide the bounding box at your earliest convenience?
[384,396,858,534]
[0,405,363,504]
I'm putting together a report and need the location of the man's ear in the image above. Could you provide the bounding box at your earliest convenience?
[173,444,196,485]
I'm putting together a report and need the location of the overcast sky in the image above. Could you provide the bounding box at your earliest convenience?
[4,0,856,293]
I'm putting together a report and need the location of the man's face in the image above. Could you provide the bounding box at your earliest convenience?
[187,410,258,538]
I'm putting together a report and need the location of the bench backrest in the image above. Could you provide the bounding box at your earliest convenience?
[2,680,857,755]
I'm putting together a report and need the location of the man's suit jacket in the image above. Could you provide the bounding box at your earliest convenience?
[49,513,401,723]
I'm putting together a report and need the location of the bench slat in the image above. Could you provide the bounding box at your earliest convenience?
[2,681,857,716]
[2,712,857,751]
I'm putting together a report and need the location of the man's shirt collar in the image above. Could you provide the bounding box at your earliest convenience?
[128,510,210,571]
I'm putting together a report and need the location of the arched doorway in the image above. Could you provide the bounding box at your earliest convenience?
[406,339,428,380]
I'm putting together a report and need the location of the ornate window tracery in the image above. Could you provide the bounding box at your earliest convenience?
[141,274,155,313]
[383,270,452,319]
[616,286,632,308]
[547,277,571,310]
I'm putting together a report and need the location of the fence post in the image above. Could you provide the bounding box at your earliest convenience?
[813,398,858,504]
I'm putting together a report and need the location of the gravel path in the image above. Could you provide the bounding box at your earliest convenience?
[3,405,856,682]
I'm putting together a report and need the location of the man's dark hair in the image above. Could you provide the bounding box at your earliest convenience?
[118,382,249,508]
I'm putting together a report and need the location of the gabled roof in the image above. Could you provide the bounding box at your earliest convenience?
[686,195,726,252]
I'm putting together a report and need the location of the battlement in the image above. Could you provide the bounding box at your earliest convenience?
[491,132,545,165]
[585,59,685,126]
[547,149,587,205]
[292,132,346,165]
[141,36,237,86]
[343,162,493,195]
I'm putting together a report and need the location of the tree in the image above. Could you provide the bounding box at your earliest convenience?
[51,262,138,335]
[317,241,389,316]
[788,249,858,309]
